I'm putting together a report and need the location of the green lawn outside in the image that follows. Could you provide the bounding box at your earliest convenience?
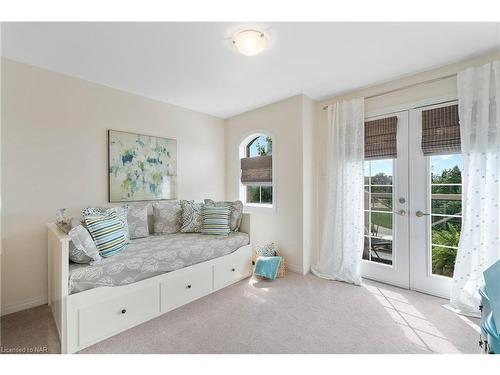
[371,212,392,230]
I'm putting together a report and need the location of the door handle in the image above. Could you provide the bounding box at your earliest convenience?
[394,209,406,216]
[415,210,430,217]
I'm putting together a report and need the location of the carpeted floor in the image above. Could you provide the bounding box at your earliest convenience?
[0,272,482,354]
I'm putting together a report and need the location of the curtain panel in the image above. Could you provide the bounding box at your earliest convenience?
[447,61,500,317]
[312,97,365,285]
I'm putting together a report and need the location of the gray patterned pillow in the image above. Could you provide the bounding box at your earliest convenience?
[68,224,101,264]
[256,242,276,257]
[180,200,203,233]
[152,201,182,234]
[82,205,129,242]
[127,202,150,239]
[204,199,243,231]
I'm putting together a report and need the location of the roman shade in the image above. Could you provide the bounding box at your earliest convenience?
[364,116,398,160]
[240,155,272,186]
[421,104,461,155]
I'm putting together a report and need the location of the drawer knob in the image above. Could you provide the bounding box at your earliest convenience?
[121,309,127,314]
[231,268,236,272]
[186,284,192,289]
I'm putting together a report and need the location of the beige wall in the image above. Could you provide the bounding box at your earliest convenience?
[301,95,317,273]
[1,59,226,314]
[225,95,310,273]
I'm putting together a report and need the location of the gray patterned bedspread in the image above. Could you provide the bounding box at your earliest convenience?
[68,232,249,294]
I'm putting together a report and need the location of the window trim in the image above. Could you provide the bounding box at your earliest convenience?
[238,131,276,212]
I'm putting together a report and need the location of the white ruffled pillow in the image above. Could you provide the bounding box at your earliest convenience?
[68,225,101,264]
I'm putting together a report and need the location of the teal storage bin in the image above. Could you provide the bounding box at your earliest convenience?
[482,313,500,354]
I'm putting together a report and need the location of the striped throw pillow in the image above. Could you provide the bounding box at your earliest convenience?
[202,205,231,236]
[84,213,127,257]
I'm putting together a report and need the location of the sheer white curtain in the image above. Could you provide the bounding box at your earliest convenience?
[447,61,500,316]
[312,98,365,285]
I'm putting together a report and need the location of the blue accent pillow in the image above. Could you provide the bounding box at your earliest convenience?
[84,212,127,258]
[254,256,282,280]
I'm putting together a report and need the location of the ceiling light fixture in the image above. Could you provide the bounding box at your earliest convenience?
[232,29,268,56]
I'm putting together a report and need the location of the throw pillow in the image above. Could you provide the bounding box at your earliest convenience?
[152,201,182,234]
[204,199,243,231]
[82,205,129,242]
[254,256,282,280]
[180,200,203,233]
[127,202,150,239]
[256,242,276,257]
[201,205,231,236]
[68,224,101,264]
[84,212,127,257]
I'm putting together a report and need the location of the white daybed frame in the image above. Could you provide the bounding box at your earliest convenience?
[47,213,252,354]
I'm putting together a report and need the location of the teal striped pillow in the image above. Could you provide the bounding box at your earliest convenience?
[84,213,127,257]
[202,205,231,236]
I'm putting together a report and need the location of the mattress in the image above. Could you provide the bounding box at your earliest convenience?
[68,232,249,294]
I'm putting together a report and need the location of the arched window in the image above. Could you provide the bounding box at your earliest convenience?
[239,133,273,207]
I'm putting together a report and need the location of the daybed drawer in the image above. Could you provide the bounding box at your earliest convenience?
[165,265,213,311]
[214,250,252,290]
[78,283,161,347]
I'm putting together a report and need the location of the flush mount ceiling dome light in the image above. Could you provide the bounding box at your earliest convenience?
[232,29,268,56]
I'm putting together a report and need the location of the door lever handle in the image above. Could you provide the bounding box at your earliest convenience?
[416,210,430,217]
[394,209,406,216]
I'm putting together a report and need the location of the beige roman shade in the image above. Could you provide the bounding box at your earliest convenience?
[240,155,272,186]
[421,104,461,155]
[364,116,398,160]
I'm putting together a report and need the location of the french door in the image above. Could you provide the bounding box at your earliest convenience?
[361,101,463,298]
[362,111,410,289]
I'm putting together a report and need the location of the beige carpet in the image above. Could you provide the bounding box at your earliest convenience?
[1,272,481,354]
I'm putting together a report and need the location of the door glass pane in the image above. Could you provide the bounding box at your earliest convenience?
[364,159,394,266]
[430,155,462,277]
[370,159,393,185]
[431,197,462,216]
[431,217,461,248]
[432,246,457,277]
[371,186,392,211]
[371,212,393,237]
[370,212,393,265]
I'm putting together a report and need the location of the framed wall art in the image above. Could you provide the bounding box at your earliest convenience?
[108,130,177,202]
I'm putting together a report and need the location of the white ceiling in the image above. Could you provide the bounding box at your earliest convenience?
[2,22,499,118]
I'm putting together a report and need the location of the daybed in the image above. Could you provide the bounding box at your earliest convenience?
[47,213,252,354]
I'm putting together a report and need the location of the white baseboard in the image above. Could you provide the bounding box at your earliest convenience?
[1,295,47,316]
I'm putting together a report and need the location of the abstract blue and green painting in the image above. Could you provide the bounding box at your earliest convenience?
[108,130,177,202]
